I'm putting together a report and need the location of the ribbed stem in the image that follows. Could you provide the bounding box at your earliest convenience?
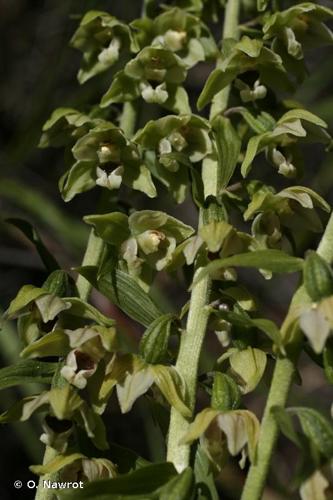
[209,0,240,120]
[241,211,333,500]
[166,0,240,471]
[166,269,211,471]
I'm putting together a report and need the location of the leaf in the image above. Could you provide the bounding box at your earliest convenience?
[30,453,85,475]
[323,345,333,384]
[151,365,191,418]
[60,463,177,499]
[159,468,194,500]
[193,250,304,285]
[277,109,327,129]
[212,116,241,190]
[0,392,49,423]
[229,347,267,394]
[139,314,175,364]
[64,298,115,326]
[194,445,219,500]
[77,266,163,327]
[288,407,333,458]
[197,67,237,110]
[271,406,302,448]
[0,360,56,390]
[4,285,47,320]
[6,218,59,272]
[20,330,70,359]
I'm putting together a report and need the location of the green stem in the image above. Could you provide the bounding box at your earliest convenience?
[209,0,240,120]
[76,230,105,302]
[241,211,333,500]
[166,269,211,471]
[166,0,240,472]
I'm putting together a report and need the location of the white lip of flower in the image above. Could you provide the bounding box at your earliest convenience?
[139,81,168,104]
[137,230,165,255]
[60,350,97,390]
[40,418,72,452]
[98,37,121,65]
[163,30,187,51]
[284,27,302,59]
[96,166,124,190]
[271,148,296,177]
[240,80,267,102]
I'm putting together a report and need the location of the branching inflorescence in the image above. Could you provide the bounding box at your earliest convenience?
[2,1,333,499]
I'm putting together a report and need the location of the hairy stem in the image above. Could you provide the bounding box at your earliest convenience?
[166,0,240,471]
[209,0,240,120]
[166,269,211,471]
[241,211,333,500]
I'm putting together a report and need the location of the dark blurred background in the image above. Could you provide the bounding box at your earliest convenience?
[1,1,333,499]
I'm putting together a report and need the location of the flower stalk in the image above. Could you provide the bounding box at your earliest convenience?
[241,211,333,500]
[166,0,240,472]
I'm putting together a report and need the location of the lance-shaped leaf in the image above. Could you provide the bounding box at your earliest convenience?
[20,330,70,359]
[60,463,177,499]
[77,266,162,327]
[30,452,85,475]
[229,347,267,394]
[0,392,50,423]
[213,116,241,190]
[288,407,333,459]
[0,361,56,390]
[193,250,304,285]
[158,468,194,500]
[6,218,59,272]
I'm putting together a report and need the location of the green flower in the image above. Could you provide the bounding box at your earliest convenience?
[132,7,217,68]
[263,4,333,61]
[101,47,190,113]
[70,11,138,83]
[84,210,194,278]
[60,121,156,201]
[39,108,96,148]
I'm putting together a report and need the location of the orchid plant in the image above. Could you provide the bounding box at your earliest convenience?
[2,1,333,499]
